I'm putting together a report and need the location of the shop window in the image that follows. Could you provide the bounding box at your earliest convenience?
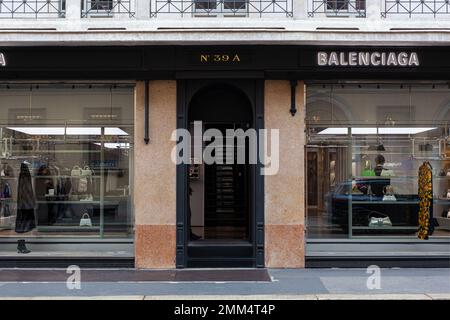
[0,84,134,253]
[306,83,450,240]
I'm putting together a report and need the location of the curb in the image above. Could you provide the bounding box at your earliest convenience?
[1,294,449,300]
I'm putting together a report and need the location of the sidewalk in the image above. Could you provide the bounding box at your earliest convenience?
[0,268,449,299]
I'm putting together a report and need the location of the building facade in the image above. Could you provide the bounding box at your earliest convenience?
[0,0,449,268]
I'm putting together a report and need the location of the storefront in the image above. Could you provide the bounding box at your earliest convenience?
[0,46,448,268]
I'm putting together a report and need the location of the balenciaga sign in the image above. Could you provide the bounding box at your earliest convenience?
[317,51,420,67]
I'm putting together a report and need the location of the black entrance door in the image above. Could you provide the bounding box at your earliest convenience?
[176,80,264,268]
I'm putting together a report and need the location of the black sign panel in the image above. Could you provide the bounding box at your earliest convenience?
[0,45,449,80]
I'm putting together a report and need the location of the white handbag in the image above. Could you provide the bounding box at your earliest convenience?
[382,195,397,201]
[79,213,92,227]
[368,212,392,227]
[71,165,82,177]
[369,216,392,227]
[81,166,92,176]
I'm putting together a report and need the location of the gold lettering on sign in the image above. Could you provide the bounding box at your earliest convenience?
[199,54,241,63]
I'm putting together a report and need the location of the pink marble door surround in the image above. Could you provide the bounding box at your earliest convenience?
[133,80,306,269]
[264,80,306,268]
[134,81,177,269]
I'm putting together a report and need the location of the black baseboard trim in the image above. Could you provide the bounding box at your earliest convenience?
[0,257,135,268]
[306,256,450,268]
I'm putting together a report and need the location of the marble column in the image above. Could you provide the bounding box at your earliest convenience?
[134,80,177,269]
[264,80,306,268]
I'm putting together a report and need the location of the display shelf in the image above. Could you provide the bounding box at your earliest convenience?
[1,175,103,180]
[31,175,101,179]
[36,200,119,205]
[352,226,418,230]
[434,176,450,180]
[10,150,102,154]
[353,152,412,156]
[353,176,418,180]
[36,226,101,232]
[351,200,420,205]
[434,199,450,204]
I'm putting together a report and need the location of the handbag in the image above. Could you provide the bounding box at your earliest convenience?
[381,169,395,177]
[71,165,82,177]
[368,212,392,227]
[79,213,92,227]
[2,182,11,198]
[81,166,92,176]
[382,185,396,201]
[0,203,11,217]
[78,177,88,193]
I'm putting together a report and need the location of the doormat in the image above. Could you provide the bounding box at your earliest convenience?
[0,269,271,282]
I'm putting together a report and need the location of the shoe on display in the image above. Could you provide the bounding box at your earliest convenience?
[17,240,31,254]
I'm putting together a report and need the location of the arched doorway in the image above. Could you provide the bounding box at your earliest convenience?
[176,79,264,268]
[189,84,253,242]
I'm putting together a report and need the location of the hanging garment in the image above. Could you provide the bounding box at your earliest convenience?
[15,163,36,233]
[418,161,434,240]
[35,165,56,225]
[0,181,12,218]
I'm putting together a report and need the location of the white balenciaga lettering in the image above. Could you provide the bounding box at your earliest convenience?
[0,53,6,67]
[317,51,420,67]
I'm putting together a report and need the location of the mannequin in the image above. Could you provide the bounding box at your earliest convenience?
[374,154,386,177]
[15,162,36,254]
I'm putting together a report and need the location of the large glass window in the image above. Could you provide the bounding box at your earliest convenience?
[306,83,450,239]
[0,84,134,243]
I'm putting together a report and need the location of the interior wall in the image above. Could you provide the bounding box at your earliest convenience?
[0,86,134,124]
[189,123,204,230]
[306,84,450,125]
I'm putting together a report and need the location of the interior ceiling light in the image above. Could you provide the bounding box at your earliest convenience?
[7,127,128,136]
[94,142,130,149]
[318,127,437,135]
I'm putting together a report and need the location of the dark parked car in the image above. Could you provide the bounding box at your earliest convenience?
[327,178,419,233]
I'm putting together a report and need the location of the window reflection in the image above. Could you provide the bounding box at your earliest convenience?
[306,83,450,239]
[0,84,134,241]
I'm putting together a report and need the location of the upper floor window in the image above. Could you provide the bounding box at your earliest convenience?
[81,0,135,18]
[90,0,113,11]
[151,0,293,18]
[193,0,252,15]
[308,0,366,17]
